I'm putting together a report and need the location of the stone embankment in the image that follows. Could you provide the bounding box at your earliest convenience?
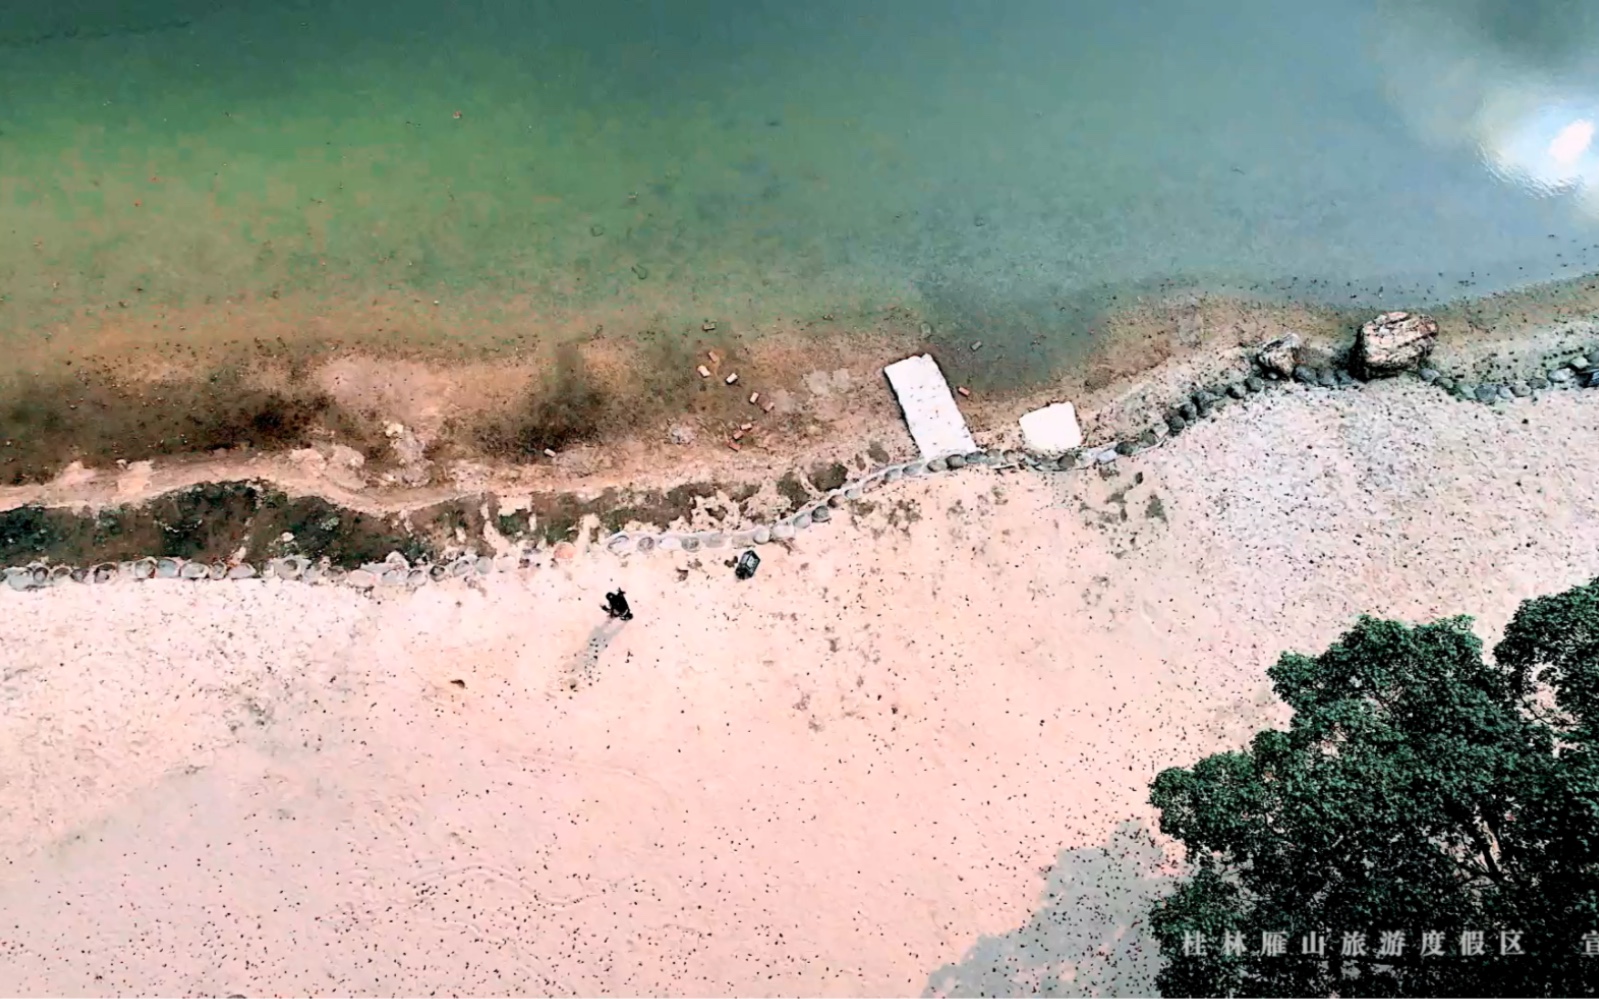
[6,312,1599,594]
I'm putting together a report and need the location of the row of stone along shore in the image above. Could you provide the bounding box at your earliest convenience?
[6,312,1599,594]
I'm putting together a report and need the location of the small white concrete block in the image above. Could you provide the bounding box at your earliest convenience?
[1018,402,1084,453]
[882,354,977,459]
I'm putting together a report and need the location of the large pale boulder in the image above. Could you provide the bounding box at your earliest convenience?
[1357,311,1438,377]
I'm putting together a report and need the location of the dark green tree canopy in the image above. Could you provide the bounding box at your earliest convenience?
[1149,578,1599,997]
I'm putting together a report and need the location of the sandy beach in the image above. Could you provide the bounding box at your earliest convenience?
[3,374,1598,996]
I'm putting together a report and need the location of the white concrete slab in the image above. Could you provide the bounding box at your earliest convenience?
[1019,402,1084,453]
[882,354,977,459]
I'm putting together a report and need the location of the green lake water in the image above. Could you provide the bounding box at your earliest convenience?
[5,0,1599,359]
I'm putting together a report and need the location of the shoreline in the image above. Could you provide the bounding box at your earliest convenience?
[4,288,1599,577]
[11,269,1599,495]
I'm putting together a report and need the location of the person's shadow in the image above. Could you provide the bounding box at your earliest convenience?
[560,617,627,692]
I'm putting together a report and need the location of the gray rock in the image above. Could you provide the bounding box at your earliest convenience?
[1436,377,1455,392]
[1454,382,1476,399]
[156,557,183,579]
[430,563,449,581]
[381,567,407,585]
[946,454,966,469]
[1418,368,1440,383]
[208,562,229,580]
[680,536,701,553]
[1572,354,1592,371]
[1192,390,1217,409]
[1113,440,1135,456]
[180,562,209,580]
[1178,402,1198,421]
[772,523,797,541]
[753,526,772,545]
[1356,311,1439,377]
[1095,449,1118,465]
[406,568,427,585]
[1245,376,1266,393]
[962,451,984,465]
[1335,369,1355,387]
[1139,429,1159,448]
[227,564,257,580]
[1316,368,1338,388]
[1511,381,1532,397]
[1167,415,1187,434]
[1497,385,1514,401]
[1530,376,1550,390]
[6,570,33,591]
[1584,369,1599,389]
[928,457,948,472]
[475,556,494,574]
[792,510,812,528]
[1293,364,1317,384]
[1256,333,1301,378]
[1227,382,1246,399]
[635,536,658,553]
[884,466,903,482]
[1475,384,1500,404]
[812,506,832,523]
[347,569,377,588]
[131,557,156,580]
[1551,367,1576,384]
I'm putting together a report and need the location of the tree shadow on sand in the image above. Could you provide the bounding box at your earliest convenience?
[924,822,1173,998]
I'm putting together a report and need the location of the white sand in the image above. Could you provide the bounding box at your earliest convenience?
[2,380,1598,996]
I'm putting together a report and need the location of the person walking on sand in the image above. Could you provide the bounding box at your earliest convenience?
[603,589,633,621]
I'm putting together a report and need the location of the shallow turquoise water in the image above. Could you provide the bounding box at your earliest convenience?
[4,0,1599,354]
